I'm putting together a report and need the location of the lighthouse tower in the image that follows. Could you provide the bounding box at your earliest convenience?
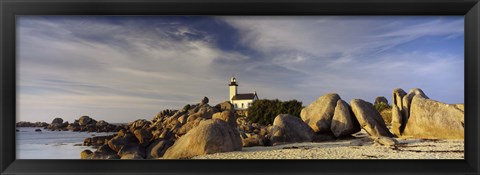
[228,76,258,111]
[229,76,238,103]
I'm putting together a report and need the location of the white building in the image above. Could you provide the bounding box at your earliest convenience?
[229,76,258,111]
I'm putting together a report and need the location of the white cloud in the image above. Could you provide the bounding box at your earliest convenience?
[17,16,464,123]
[17,17,240,122]
[220,16,463,104]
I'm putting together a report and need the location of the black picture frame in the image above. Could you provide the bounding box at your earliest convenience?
[1,0,479,174]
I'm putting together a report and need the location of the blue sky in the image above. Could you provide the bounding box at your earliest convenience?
[17,16,464,123]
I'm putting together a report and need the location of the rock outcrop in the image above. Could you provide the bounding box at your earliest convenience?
[83,135,116,147]
[46,116,122,132]
[107,132,139,152]
[270,114,315,146]
[453,104,464,111]
[402,96,464,139]
[118,144,146,159]
[79,116,93,126]
[133,128,153,147]
[146,139,174,159]
[48,118,68,130]
[81,145,120,160]
[163,119,242,159]
[401,88,429,120]
[350,99,394,138]
[374,96,389,105]
[80,150,93,159]
[215,101,234,111]
[242,134,268,147]
[212,110,237,128]
[129,119,150,132]
[330,100,361,137]
[392,88,407,111]
[391,88,408,136]
[15,121,49,127]
[300,93,341,133]
[389,88,463,139]
[390,105,403,136]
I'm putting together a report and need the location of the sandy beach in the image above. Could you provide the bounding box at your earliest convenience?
[193,130,464,159]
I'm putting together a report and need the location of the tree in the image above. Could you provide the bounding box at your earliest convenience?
[247,99,303,125]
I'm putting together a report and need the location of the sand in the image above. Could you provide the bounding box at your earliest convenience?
[193,130,464,159]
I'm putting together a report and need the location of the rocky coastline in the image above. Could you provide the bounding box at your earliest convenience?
[16,88,465,159]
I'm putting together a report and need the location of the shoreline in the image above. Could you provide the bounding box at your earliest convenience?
[193,136,464,159]
[16,127,117,159]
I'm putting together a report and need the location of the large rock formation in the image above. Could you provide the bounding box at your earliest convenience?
[212,110,237,128]
[402,96,464,139]
[118,144,146,159]
[350,99,394,138]
[96,120,109,127]
[300,93,341,133]
[46,116,122,132]
[242,134,268,147]
[163,119,242,159]
[390,88,436,137]
[330,100,361,137]
[401,88,429,120]
[80,150,93,159]
[146,139,174,159]
[270,114,315,146]
[129,119,150,132]
[48,118,66,130]
[83,135,116,146]
[81,145,120,160]
[392,88,407,111]
[391,88,408,136]
[215,101,234,111]
[51,118,64,125]
[390,105,403,136]
[374,96,389,105]
[79,97,245,159]
[79,116,93,126]
[107,132,139,152]
[133,128,153,147]
[453,104,464,111]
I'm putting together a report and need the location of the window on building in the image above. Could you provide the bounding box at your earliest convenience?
[235,104,238,108]
[248,103,252,107]
[241,103,244,108]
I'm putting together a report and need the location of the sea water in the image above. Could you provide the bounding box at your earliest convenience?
[16,127,116,159]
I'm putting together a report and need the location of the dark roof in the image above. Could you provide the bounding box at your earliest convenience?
[232,93,257,100]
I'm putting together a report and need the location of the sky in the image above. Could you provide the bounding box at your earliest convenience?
[17,16,464,123]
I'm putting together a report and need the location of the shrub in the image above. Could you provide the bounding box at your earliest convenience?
[183,104,191,111]
[374,102,392,125]
[247,99,302,125]
[374,102,391,112]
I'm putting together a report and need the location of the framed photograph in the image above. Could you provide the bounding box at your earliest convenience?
[1,0,479,174]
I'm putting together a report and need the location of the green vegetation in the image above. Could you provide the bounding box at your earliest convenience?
[247,99,303,125]
[374,102,392,124]
[183,104,191,111]
[374,102,391,112]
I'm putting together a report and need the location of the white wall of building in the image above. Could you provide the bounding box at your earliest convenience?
[229,85,237,103]
[232,99,254,110]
